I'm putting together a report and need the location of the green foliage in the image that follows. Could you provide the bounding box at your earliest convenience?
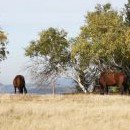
[125,0,130,25]
[72,3,130,72]
[71,37,93,70]
[25,27,70,85]
[25,3,130,92]
[0,31,8,61]
[70,3,130,92]
[25,27,69,70]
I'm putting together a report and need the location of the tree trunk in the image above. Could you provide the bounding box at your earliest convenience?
[52,80,55,95]
[77,76,87,93]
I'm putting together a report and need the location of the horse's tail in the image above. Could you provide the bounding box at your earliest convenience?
[23,86,27,94]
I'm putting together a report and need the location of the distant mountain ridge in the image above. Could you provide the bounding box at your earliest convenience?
[0,78,76,94]
[0,83,4,86]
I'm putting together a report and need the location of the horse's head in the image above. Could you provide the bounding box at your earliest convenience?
[18,87,23,94]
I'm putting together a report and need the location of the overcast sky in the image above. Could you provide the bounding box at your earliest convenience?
[0,0,128,84]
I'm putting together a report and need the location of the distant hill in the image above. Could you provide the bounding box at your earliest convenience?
[0,77,76,94]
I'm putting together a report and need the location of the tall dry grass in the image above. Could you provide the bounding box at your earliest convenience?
[0,94,130,130]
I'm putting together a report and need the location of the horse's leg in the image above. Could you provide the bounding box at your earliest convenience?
[124,82,130,95]
[126,84,130,95]
[119,84,124,95]
[21,88,23,94]
[23,86,27,94]
[100,84,105,95]
[14,87,16,94]
[124,78,130,95]
[105,86,109,94]
[129,88,130,95]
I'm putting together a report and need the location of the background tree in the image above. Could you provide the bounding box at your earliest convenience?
[125,0,130,25]
[0,30,8,61]
[25,27,70,94]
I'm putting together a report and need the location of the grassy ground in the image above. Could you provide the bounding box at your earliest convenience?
[0,94,130,130]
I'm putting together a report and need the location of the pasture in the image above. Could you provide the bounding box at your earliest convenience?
[0,94,130,130]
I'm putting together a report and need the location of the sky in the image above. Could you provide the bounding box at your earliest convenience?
[0,0,128,84]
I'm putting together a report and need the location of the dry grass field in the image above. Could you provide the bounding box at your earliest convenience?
[0,94,130,130]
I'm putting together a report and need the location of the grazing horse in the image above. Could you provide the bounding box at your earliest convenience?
[99,71,128,95]
[13,75,27,94]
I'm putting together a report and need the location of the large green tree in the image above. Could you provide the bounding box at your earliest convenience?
[71,3,130,92]
[25,27,70,93]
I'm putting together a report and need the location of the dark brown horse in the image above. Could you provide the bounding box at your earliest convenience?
[99,71,128,95]
[13,75,27,94]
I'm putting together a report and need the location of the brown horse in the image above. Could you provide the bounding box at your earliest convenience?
[13,75,27,94]
[99,71,128,95]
